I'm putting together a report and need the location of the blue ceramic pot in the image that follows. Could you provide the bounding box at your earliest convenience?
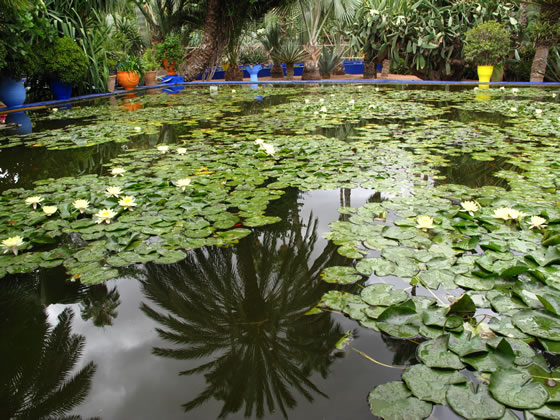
[50,80,72,100]
[0,78,26,107]
[5,111,32,135]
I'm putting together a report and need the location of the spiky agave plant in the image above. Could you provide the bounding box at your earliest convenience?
[272,40,306,79]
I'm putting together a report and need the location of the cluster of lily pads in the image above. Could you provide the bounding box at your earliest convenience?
[2,84,560,418]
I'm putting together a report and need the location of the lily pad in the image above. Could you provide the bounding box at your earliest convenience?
[447,383,505,420]
[417,335,465,369]
[402,364,466,405]
[368,381,433,420]
[321,266,362,284]
[361,284,408,307]
[513,309,560,341]
[489,367,549,409]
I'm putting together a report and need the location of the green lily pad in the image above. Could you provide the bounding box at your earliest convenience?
[448,331,489,357]
[489,367,549,409]
[402,364,466,405]
[513,309,560,341]
[528,363,560,403]
[447,383,505,419]
[461,338,515,372]
[321,266,362,284]
[368,381,433,420]
[361,284,408,307]
[417,335,465,369]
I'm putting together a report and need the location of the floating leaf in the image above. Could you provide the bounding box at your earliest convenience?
[513,309,560,341]
[361,284,408,307]
[368,381,433,420]
[489,368,549,409]
[402,364,466,405]
[447,383,505,419]
[417,335,465,369]
[321,266,361,284]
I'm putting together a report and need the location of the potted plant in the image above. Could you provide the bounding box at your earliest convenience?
[272,40,306,80]
[155,35,184,75]
[318,46,344,79]
[463,21,510,89]
[240,44,268,82]
[38,37,88,100]
[106,59,118,93]
[117,56,144,90]
[260,24,284,79]
[142,48,159,86]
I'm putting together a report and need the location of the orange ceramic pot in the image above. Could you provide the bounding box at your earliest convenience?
[162,58,177,75]
[117,71,140,90]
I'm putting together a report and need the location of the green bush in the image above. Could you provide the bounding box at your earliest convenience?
[464,21,511,66]
[118,55,145,76]
[155,34,185,66]
[142,48,159,71]
[41,37,88,84]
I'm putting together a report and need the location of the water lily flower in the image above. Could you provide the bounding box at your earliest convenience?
[368,104,377,109]
[529,215,547,229]
[375,87,379,92]
[25,196,43,210]
[320,106,327,113]
[2,235,24,255]
[254,139,264,145]
[313,111,319,115]
[511,88,519,94]
[460,200,480,216]
[262,143,275,156]
[73,199,89,213]
[493,207,523,220]
[304,99,310,104]
[416,215,434,230]
[118,196,137,210]
[176,178,191,191]
[349,99,355,106]
[52,108,58,113]
[177,147,187,155]
[508,209,525,220]
[157,145,169,153]
[95,208,117,224]
[319,98,324,103]
[106,186,122,197]
[231,89,236,93]
[535,109,543,115]
[500,86,505,91]
[42,206,57,216]
[134,126,142,131]
[111,167,125,177]
[330,94,335,97]
[510,107,517,112]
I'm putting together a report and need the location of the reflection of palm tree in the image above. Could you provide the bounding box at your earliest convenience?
[141,192,347,418]
[80,284,121,327]
[0,279,96,419]
[380,333,420,366]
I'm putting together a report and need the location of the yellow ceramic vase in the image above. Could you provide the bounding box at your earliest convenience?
[477,65,494,89]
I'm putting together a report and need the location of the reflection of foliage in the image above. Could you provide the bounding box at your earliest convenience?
[0,279,96,419]
[380,334,420,366]
[80,284,121,327]
[141,195,346,418]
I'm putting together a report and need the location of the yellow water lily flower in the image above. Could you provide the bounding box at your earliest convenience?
[460,201,480,216]
[73,199,89,213]
[2,235,24,255]
[177,147,187,155]
[118,196,137,210]
[157,145,169,153]
[111,167,126,177]
[25,196,43,209]
[416,215,434,230]
[95,208,117,224]
[529,215,547,229]
[493,207,513,220]
[176,178,191,191]
[105,186,122,197]
[42,206,57,216]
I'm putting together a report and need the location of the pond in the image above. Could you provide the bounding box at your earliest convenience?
[1,84,560,420]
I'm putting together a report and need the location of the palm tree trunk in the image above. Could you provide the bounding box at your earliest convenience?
[301,43,321,80]
[178,0,222,81]
[270,63,284,79]
[286,63,295,80]
[530,45,550,83]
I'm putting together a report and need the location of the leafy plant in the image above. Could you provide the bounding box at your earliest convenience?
[318,46,344,77]
[142,48,159,71]
[239,44,268,65]
[38,36,88,84]
[118,55,145,76]
[464,21,511,66]
[155,34,185,66]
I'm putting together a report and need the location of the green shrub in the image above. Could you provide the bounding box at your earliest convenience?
[318,47,344,76]
[155,35,185,66]
[118,55,145,76]
[142,48,159,71]
[41,37,88,84]
[464,21,511,66]
[239,44,268,65]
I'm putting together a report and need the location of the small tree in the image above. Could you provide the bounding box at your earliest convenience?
[463,21,511,66]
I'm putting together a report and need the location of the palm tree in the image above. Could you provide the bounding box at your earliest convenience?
[80,284,121,327]
[140,190,348,418]
[0,279,96,419]
[529,0,560,82]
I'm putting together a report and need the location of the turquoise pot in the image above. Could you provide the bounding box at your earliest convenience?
[0,78,26,107]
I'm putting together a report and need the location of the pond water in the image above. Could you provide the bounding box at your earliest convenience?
[1,84,560,420]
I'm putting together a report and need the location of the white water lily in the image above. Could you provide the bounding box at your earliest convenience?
[313,111,319,115]
[500,86,505,91]
[535,109,543,115]
[42,206,57,216]
[254,139,264,145]
[111,167,125,177]
[304,99,310,104]
[375,87,379,92]
[510,107,517,112]
[348,99,355,106]
[320,106,327,113]
[261,143,275,156]
[105,186,122,197]
[52,108,58,113]
[529,215,547,229]
[2,235,24,255]
[177,147,187,155]
[134,126,142,131]
[73,199,89,213]
[95,208,117,224]
[460,200,480,216]
[493,207,522,220]
[157,145,169,153]
[319,98,324,103]
[118,196,137,210]
[508,209,525,220]
[231,89,236,93]
[416,215,434,230]
[176,178,191,191]
[368,104,377,109]
[25,196,43,210]
[511,88,519,94]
